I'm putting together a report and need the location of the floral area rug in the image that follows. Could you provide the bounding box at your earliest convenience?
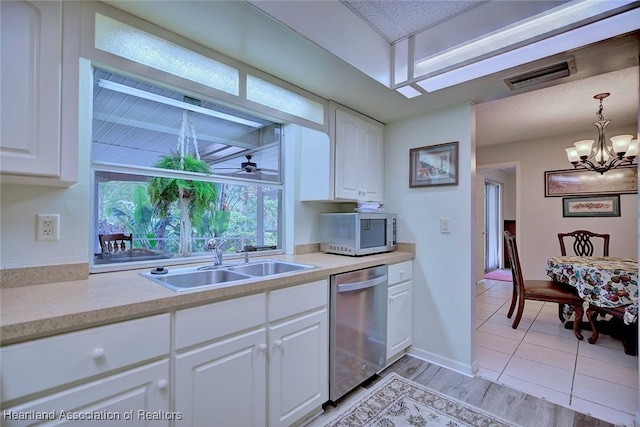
[324,373,520,427]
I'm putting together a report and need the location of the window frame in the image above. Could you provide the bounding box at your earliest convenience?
[90,163,285,274]
[77,2,331,273]
[80,1,329,133]
[89,70,285,274]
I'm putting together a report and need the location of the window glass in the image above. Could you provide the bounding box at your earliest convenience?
[247,75,324,124]
[94,171,281,265]
[92,69,282,268]
[95,13,239,95]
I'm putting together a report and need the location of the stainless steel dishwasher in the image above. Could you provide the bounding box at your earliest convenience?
[329,265,388,402]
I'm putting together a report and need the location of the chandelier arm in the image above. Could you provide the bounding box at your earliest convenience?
[577,159,609,175]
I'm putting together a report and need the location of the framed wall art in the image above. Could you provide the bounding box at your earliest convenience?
[409,141,458,187]
[544,166,637,197]
[562,195,621,217]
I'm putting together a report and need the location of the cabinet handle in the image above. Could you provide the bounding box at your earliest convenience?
[274,339,283,348]
[400,270,405,278]
[258,343,267,352]
[91,347,105,360]
[157,379,168,390]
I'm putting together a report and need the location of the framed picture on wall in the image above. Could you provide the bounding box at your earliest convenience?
[409,141,458,187]
[544,166,637,197]
[562,195,621,217]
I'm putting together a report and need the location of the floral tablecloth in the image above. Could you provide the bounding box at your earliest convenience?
[547,256,638,324]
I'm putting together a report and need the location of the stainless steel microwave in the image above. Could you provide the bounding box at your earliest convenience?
[320,213,396,256]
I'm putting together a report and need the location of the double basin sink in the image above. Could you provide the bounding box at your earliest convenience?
[141,259,315,292]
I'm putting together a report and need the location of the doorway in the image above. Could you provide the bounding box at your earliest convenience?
[476,163,519,280]
[484,179,501,273]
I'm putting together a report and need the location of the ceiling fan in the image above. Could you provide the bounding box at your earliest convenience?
[211,154,278,178]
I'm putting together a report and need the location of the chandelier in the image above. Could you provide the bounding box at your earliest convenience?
[564,93,637,175]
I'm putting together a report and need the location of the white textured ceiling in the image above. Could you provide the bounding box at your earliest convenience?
[103,1,639,148]
[475,66,638,146]
[341,0,482,42]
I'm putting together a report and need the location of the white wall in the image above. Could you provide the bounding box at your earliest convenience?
[477,124,638,279]
[0,184,89,268]
[384,103,476,374]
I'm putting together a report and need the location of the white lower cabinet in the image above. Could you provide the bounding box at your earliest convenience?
[269,309,328,427]
[0,314,171,426]
[2,360,170,427]
[387,261,413,361]
[174,279,329,427]
[174,293,267,427]
[174,328,267,427]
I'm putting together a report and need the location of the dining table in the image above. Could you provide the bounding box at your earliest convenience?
[546,255,639,325]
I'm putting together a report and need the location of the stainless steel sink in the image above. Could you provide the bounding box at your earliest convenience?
[140,259,314,292]
[227,260,312,276]
[144,269,251,292]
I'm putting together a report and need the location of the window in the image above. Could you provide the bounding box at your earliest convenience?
[95,13,239,95]
[247,75,325,124]
[92,12,327,130]
[92,69,283,270]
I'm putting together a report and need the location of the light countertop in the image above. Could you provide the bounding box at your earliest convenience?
[0,251,414,345]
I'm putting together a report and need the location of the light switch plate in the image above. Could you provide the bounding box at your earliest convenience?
[440,217,451,234]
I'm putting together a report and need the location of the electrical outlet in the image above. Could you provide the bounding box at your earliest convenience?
[37,214,60,241]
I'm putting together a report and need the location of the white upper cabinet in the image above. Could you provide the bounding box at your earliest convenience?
[334,108,384,202]
[0,0,78,186]
[297,103,384,203]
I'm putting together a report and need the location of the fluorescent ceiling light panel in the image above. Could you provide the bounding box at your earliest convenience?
[396,86,422,99]
[414,0,637,79]
[97,79,263,128]
[416,7,640,93]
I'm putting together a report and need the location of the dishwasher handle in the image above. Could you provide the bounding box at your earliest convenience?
[337,274,387,293]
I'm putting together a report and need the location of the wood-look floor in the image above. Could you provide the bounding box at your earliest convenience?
[306,355,616,427]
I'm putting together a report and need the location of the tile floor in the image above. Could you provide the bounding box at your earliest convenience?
[476,275,638,426]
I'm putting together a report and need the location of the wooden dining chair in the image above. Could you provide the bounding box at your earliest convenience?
[504,231,585,340]
[557,230,610,257]
[99,233,133,254]
[556,230,610,322]
[586,304,637,355]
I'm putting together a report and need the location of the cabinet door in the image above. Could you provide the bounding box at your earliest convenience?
[387,281,413,360]
[0,0,62,177]
[2,360,170,427]
[269,309,328,427]
[174,328,267,427]
[334,110,363,200]
[334,109,384,202]
[361,123,384,202]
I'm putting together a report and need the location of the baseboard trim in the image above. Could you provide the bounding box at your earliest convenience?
[407,347,475,377]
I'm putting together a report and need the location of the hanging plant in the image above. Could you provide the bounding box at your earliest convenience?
[147,107,217,257]
[148,155,217,257]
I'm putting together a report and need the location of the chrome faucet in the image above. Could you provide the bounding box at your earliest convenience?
[205,238,223,266]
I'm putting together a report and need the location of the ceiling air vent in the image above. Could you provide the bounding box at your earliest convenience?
[504,58,576,90]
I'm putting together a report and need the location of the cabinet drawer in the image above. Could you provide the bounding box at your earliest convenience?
[2,360,170,427]
[1,314,170,403]
[268,280,328,322]
[389,261,412,285]
[175,293,266,350]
